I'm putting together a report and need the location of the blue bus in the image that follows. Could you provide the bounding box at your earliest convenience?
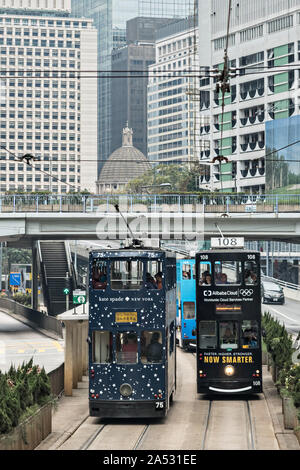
[176,259,196,351]
[89,249,177,418]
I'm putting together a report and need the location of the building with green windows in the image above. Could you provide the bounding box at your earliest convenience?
[197,0,300,194]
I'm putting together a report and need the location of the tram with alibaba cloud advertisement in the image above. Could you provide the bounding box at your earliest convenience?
[89,248,177,418]
[195,249,262,395]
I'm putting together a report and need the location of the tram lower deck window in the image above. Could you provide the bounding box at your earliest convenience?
[92,331,112,363]
[199,321,217,349]
[141,331,163,363]
[116,332,138,364]
[241,320,258,348]
[220,321,238,349]
[183,301,195,319]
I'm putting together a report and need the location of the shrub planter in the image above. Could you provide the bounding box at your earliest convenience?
[0,403,52,450]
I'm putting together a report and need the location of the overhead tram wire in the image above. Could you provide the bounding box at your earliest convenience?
[0,144,79,192]
[2,136,300,165]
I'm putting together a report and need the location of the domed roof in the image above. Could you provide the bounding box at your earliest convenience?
[98,124,151,185]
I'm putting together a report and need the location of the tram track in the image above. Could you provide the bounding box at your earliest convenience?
[79,422,151,451]
[201,398,256,450]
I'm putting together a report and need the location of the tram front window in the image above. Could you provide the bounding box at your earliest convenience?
[111,260,143,290]
[220,321,238,349]
[92,331,112,363]
[141,331,163,363]
[199,262,212,286]
[215,261,241,285]
[244,261,258,286]
[241,320,258,348]
[116,332,138,364]
[92,260,108,290]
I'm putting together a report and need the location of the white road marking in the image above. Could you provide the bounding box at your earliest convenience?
[267,305,298,324]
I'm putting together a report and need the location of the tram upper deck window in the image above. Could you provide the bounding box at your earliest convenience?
[219,321,238,349]
[214,261,241,285]
[141,331,163,363]
[199,321,217,349]
[199,262,212,286]
[111,260,143,290]
[147,261,163,290]
[116,332,138,364]
[182,263,195,280]
[241,320,258,349]
[92,331,112,363]
[92,260,107,290]
[244,261,258,286]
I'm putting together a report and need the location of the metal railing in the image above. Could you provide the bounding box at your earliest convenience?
[0,193,299,214]
[261,275,300,292]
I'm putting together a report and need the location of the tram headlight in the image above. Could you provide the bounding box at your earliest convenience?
[224,365,235,377]
[120,383,133,397]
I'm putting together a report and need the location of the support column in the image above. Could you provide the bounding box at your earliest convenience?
[72,321,78,390]
[82,321,88,376]
[31,241,39,310]
[64,321,74,397]
[77,321,83,383]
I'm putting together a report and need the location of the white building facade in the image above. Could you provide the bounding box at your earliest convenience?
[147,17,199,164]
[198,0,300,194]
[0,0,98,193]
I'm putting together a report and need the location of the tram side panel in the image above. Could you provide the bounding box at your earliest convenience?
[176,259,197,350]
[196,251,262,395]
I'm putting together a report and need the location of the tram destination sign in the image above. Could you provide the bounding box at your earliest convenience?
[116,312,138,323]
[211,237,245,249]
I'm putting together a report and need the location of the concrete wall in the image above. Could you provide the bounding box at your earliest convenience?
[0,298,63,338]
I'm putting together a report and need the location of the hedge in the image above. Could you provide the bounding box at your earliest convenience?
[262,312,300,413]
[0,359,51,435]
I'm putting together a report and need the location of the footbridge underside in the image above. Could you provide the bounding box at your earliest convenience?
[1,212,300,246]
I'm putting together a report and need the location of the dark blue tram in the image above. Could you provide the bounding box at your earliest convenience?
[89,249,177,418]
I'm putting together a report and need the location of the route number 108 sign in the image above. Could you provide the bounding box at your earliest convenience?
[211,237,245,249]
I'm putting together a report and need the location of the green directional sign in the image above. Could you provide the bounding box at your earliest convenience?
[73,290,87,305]
[63,288,70,295]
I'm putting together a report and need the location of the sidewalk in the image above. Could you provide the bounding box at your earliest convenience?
[35,377,89,451]
[35,366,300,451]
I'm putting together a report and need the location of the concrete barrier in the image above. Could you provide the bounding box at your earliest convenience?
[48,363,64,397]
[0,298,63,338]
[283,287,300,302]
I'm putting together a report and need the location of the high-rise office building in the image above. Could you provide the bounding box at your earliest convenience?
[71,0,196,176]
[111,16,176,156]
[197,0,300,194]
[147,16,199,164]
[0,0,98,193]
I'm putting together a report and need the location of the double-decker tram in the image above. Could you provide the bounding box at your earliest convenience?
[195,249,262,394]
[89,248,177,418]
[176,259,196,350]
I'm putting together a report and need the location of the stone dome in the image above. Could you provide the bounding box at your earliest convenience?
[97,124,151,193]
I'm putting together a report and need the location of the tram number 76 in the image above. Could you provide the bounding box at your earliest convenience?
[155,402,164,410]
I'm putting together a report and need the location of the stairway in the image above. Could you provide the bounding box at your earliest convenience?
[39,241,76,316]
